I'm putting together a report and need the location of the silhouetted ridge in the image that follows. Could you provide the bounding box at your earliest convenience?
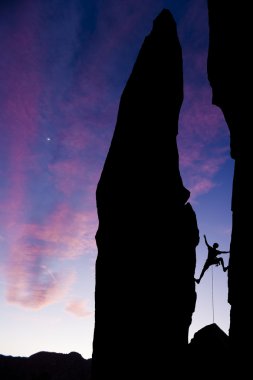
[208,0,252,360]
[92,8,199,379]
[0,352,91,380]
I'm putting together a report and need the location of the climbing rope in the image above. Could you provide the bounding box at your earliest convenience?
[211,266,215,323]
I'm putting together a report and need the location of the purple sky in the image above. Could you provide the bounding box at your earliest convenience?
[0,0,233,358]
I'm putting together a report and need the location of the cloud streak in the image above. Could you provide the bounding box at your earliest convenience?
[4,204,97,309]
[66,299,93,318]
[178,85,230,200]
[176,0,230,200]
[6,258,75,310]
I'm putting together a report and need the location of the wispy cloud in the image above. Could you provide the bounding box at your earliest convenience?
[179,137,229,201]
[3,205,97,309]
[180,85,226,143]
[188,178,216,200]
[66,299,93,318]
[47,158,97,199]
[175,0,230,201]
[178,87,229,200]
[6,263,75,310]
[165,0,232,201]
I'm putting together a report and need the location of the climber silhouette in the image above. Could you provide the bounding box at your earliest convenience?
[195,235,229,284]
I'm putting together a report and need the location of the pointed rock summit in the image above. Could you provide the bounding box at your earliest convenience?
[92,9,199,379]
[153,8,177,34]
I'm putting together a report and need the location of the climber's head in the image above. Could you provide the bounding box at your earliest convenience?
[213,243,219,249]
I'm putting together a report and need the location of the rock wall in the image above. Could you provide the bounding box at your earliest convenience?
[92,9,199,378]
[207,1,252,350]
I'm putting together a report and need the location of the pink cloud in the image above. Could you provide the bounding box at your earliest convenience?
[180,85,226,141]
[16,205,97,259]
[66,299,93,318]
[178,135,229,200]
[199,156,227,176]
[59,128,92,152]
[177,83,230,200]
[47,158,99,202]
[189,178,216,200]
[6,262,75,310]
[48,160,85,196]
[3,204,97,309]
[0,2,45,236]
[173,0,231,201]
[179,148,228,201]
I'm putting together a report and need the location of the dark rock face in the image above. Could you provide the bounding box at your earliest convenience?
[92,9,199,379]
[207,2,252,350]
[0,352,91,380]
[189,323,229,350]
[188,324,229,376]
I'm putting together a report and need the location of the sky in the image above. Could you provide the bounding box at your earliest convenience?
[0,0,234,359]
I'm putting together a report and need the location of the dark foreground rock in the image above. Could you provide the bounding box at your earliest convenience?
[0,351,91,380]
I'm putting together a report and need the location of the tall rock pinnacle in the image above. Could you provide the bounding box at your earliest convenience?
[208,1,252,356]
[92,9,199,379]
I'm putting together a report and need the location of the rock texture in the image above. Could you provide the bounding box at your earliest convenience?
[207,1,252,352]
[92,9,199,379]
[0,352,91,380]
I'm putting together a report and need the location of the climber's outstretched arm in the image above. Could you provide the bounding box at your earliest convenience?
[203,234,210,248]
